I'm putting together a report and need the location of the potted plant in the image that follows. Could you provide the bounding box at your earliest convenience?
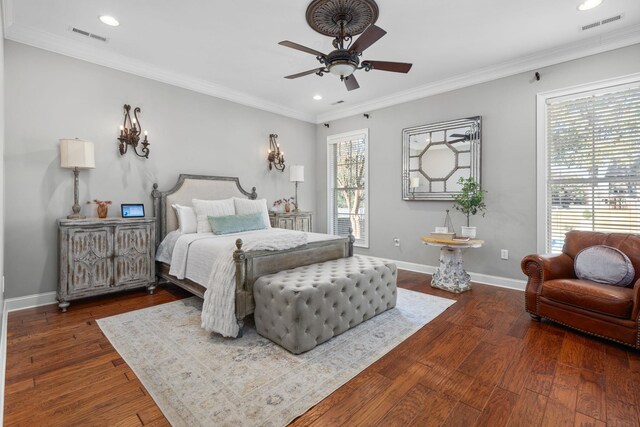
[452,177,486,238]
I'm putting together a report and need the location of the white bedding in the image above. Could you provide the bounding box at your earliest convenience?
[157,228,344,337]
[158,229,342,287]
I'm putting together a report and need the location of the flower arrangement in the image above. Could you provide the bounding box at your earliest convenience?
[273,197,295,212]
[87,199,112,218]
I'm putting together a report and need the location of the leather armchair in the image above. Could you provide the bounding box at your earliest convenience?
[522,230,640,349]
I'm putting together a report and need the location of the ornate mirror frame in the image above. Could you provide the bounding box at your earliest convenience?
[402,116,482,201]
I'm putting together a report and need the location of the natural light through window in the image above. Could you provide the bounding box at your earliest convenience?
[540,80,640,253]
[327,129,369,248]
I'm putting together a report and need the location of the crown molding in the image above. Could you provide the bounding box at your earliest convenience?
[3,21,317,123]
[315,24,640,123]
[3,0,639,126]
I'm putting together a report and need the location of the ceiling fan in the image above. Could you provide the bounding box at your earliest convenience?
[449,131,481,143]
[279,0,412,91]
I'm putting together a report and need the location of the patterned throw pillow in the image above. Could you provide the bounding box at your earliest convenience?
[574,245,635,287]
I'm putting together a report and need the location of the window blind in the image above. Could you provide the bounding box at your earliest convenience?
[327,130,369,248]
[545,83,640,252]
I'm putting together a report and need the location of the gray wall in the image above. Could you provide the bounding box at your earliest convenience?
[0,8,5,314]
[316,44,640,281]
[4,41,316,299]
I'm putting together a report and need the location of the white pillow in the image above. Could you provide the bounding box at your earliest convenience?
[233,197,271,229]
[192,198,236,233]
[171,204,197,234]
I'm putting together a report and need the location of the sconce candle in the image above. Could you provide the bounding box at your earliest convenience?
[117,104,150,158]
[267,133,285,171]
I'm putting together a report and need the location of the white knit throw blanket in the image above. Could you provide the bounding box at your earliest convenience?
[201,231,308,337]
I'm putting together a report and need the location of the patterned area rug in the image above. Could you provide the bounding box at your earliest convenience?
[97,288,455,427]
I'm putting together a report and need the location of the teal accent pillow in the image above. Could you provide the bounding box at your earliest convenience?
[207,212,267,235]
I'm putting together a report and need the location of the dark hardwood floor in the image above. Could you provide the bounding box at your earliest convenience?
[4,270,640,426]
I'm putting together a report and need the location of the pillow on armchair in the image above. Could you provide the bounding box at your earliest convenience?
[574,245,635,287]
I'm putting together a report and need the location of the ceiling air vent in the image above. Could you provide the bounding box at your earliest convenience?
[71,27,108,42]
[581,14,622,31]
[331,100,345,105]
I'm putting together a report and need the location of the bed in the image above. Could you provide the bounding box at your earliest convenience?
[151,174,354,334]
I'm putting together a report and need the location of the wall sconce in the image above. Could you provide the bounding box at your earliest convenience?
[409,176,420,199]
[60,138,95,219]
[267,133,285,171]
[118,104,150,158]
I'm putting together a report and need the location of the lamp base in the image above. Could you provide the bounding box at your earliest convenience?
[67,213,86,220]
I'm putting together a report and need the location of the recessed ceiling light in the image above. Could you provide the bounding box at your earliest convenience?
[99,15,120,26]
[313,95,323,100]
[577,0,603,11]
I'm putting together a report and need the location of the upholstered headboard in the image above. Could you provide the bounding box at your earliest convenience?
[151,174,257,244]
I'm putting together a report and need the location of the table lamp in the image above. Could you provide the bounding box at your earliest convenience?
[290,165,304,212]
[60,138,95,219]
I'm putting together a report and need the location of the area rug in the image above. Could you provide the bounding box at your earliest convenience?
[97,288,455,427]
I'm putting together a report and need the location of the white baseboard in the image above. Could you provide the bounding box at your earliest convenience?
[0,260,525,314]
[371,257,527,291]
[0,300,9,426]
[5,291,57,312]
[0,260,523,427]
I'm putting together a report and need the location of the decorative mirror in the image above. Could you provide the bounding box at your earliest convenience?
[402,116,481,201]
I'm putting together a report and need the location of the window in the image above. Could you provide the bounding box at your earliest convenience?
[327,129,369,248]
[538,78,640,253]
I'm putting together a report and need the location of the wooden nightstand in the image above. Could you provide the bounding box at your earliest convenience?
[269,211,313,232]
[57,217,156,311]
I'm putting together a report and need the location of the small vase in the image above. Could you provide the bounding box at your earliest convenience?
[284,203,291,213]
[97,204,108,219]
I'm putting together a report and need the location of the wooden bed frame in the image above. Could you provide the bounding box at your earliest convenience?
[151,174,354,333]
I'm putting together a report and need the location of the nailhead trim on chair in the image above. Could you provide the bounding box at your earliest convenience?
[539,315,640,350]
[523,261,543,316]
[524,260,640,349]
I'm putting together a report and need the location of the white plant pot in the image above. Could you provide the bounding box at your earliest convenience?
[460,226,477,239]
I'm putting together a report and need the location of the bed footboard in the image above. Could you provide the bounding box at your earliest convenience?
[232,231,354,323]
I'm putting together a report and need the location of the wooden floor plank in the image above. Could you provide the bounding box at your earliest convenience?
[576,369,607,422]
[4,272,640,426]
[507,388,548,427]
[473,387,519,427]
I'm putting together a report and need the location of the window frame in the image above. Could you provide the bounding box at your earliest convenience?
[536,73,640,253]
[326,128,370,248]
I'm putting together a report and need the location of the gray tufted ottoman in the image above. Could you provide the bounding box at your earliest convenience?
[253,256,397,354]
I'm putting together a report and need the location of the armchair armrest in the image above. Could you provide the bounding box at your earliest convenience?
[632,279,640,321]
[521,253,576,283]
[521,253,575,315]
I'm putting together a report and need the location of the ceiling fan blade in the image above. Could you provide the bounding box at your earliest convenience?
[344,75,360,91]
[278,41,326,57]
[284,68,324,79]
[364,60,412,73]
[350,25,387,54]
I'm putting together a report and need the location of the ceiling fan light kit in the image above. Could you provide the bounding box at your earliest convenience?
[280,0,412,91]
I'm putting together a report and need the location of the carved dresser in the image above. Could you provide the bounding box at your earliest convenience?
[268,211,313,232]
[57,218,156,311]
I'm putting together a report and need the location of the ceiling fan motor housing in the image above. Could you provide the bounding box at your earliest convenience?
[325,49,360,77]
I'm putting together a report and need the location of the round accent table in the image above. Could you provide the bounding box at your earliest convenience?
[421,236,484,294]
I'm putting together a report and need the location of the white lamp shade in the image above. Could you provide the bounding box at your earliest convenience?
[410,176,420,189]
[60,139,95,169]
[290,165,304,182]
